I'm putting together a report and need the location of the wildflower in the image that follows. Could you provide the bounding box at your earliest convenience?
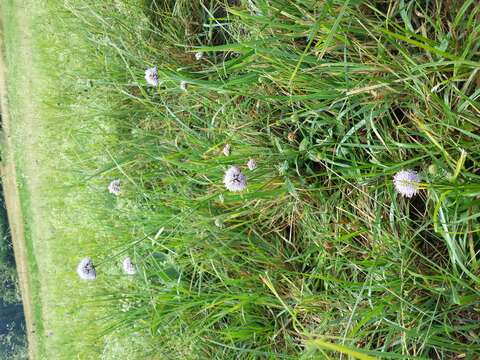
[122,257,137,275]
[247,159,256,171]
[108,179,121,196]
[144,67,159,87]
[195,51,204,60]
[180,81,188,91]
[214,218,224,228]
[393,169,421,198]
[223,166,247,192]
[223,144,231,156]
[77,257,96,280]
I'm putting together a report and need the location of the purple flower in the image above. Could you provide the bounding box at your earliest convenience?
[77,257,96,280]
[122,257,137,275]
[223,166,247,192]
[247,159,256,170]
[393,170,421,198]
[108,179,121,196]
[145,67,159,87]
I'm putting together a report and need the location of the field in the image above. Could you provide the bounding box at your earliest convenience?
[1,0,480,359]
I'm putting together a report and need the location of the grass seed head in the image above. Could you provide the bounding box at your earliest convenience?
[144,67,159,87]
[393,169,421,198]
[77,257,96,281]
[223,166,247,192]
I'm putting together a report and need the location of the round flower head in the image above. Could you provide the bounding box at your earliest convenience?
[145,67,159,87]
[223,166,247,192]
[77,257,96,281]
[180,81,188,92]
[247,159,256,171]
[195,51,203,60]
[223,144,231,156]
[214,218,224,228]
[122,257,137,275]
[108,179,121,196]
[393,169,421,198]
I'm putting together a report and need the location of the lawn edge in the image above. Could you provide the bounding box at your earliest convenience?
[0,4,38,359]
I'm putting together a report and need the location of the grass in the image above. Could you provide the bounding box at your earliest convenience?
[1,0,149,358]
[3,0,480,359]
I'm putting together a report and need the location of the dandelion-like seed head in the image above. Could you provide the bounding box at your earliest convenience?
[195,51,204,60]
[77,257,96,281]
[223,144,231,156]
[145,67,159,87]
[108,179,121,196]
[223,166,247,192]
[393,169,421,198]
[247,159,256,170]
[122,257,137,275]
[180,81,188,91]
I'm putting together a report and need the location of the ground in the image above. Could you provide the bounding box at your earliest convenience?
[0,0,114,358]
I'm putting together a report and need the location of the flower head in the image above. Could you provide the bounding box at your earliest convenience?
[393,169,421,198]
[145,67,159,87]
[180,81,188,91]
[122,257,137,275]
[108,179,121,196]
[223,144,231,156]
[214,218,224,228]
[223,166,247,192]
[195,51,204,60]
[77,257,96,280]
[247,159,256,170]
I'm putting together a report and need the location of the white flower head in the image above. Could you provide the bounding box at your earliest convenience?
[223,166,247,192]
[77,257,96,280]
[195,51,204,60]
[393,169,421,198]
[122,257,137,275]
[180,81,188,91]
[223,144,231,156]
[108,179,121,196]
[247,159,256,170]
[145,67,159,87]
[214,218,224,228]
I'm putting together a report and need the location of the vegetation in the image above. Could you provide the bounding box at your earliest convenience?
[3,0,480,359]
[0,190,27,358]
[0,190,19,305]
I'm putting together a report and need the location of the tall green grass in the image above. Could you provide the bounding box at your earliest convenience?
[40,0,480,358]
